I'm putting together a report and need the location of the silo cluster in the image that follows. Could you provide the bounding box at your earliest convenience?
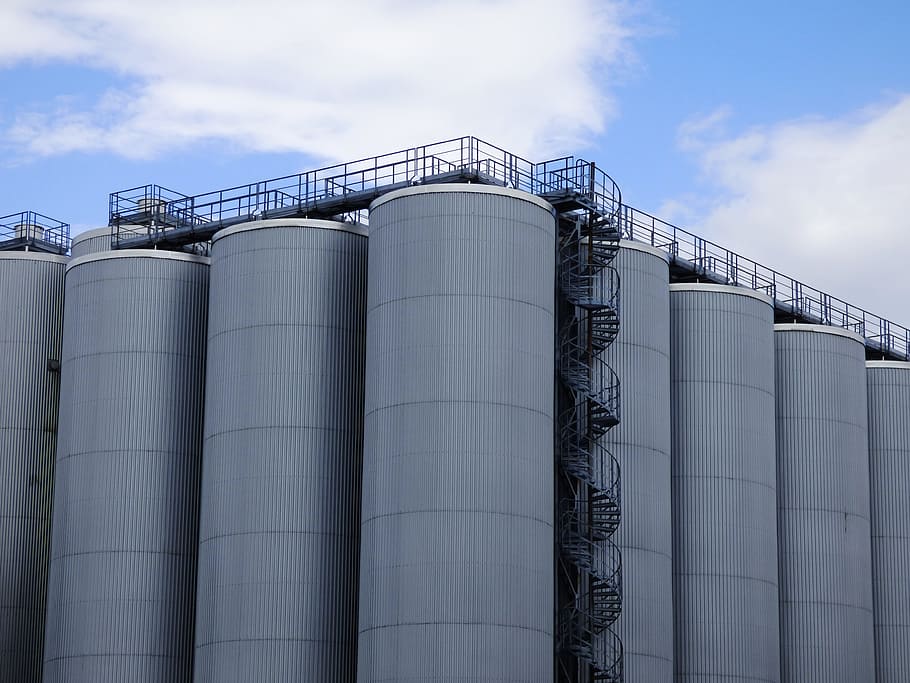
[3,140,910,683]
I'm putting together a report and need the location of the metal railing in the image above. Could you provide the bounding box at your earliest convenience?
[554,169,624,681]
[0,211,70,253]
[106,135,907,359]
[108,135,621,247]
[623,205,910,360]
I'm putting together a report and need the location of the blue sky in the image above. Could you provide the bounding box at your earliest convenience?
[1,0,908,321]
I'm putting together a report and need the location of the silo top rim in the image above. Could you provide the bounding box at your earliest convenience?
[866,360,910,369]
[67,249,210,272]
[369,182,556,213]
[71,226,111,242]
[773,323,865,343]
[0,251,68,264]
[669,282,772,305]
[620,239,670,262]
[212,218,367,242]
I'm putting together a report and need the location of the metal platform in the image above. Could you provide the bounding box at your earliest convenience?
[108,134,910,361]
[0,211,69,254]
[109,136,618,249]
[621,205,909,361]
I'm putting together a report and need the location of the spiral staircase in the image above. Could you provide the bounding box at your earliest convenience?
[541,161,623,682]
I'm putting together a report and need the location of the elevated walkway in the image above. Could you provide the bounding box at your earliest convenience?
[108,135,910,360]
[0,211,69,254]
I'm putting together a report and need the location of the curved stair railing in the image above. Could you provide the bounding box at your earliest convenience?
[550,159,624,683]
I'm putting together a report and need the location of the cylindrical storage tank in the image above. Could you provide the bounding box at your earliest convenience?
[69,227,113,258]
[670,284,779,683]
[358,185,556,681]
[775,324,874,682]
[602,241,672,681]
[866,361,910,682]
[0,252,66,681]
[43,250,209,682]
[194,219,367,682]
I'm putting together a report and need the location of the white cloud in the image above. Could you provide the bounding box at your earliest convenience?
[669,96,910,326]
[0,0,639,161]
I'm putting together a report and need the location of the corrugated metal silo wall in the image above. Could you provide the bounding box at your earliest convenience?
[194,219,367,682]
[43,251,209,682]
[358,185,556,682]
[0,253,66,682]
[69,227,113,258]
[866,361,910,682]
[775,325,874,683]
[670,284,780,683]
[602,241,672,681]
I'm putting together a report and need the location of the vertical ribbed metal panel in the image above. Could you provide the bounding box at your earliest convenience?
[0,252,66,682]
[43,250,209,683]
[194,219,367,682]
[603,241,672,682]
[866,361,910,682]
[670,284,779,683]
[359,185,556,682]
[775,325,873,683]
[69,227,113,258]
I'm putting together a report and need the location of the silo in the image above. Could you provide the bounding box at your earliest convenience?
[866,361,910,682]
[775,324,874,683]
[670,284,779,683]
[69,227,113,258]
[194,219,367,682]
[358,184,556,681]
[602,241,672,681]
[0,252,66,681]
[43,250,209,683]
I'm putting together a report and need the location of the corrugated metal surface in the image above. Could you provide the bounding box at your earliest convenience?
[358,185,556,681]
[69,227,112,258]
[43,250,209,683]
[194,219,367,682]
[0,252,66,682]
[775,325,874,683]
[865,361,910,682]
[670,284,779,683]
[603,241,672,682]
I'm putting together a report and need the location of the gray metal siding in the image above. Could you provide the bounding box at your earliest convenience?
[866,363,910,682]
[358,186,555,682]
[69,228,112,258]
[670,286,780,683]
[775,327,874,683]
[602,243,672,682]
[194,222,367,682]
[0,254,65,682]
[43,254,209,682]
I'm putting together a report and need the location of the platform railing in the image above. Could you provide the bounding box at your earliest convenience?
[622,204,910,359]
[0,211,70,252]
[109,135,622,246]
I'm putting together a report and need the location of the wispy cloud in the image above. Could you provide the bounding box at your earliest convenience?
[0,0,640,161]
[670,95,910,324]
